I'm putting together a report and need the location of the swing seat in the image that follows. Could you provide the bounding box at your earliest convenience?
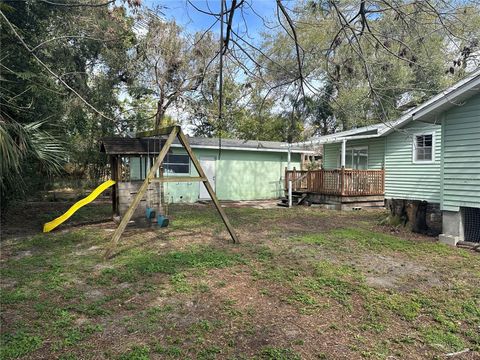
[146,207,156,219]
[157,215,169,228]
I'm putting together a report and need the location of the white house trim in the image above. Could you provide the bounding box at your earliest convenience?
[411,131,436,164]
[170,143,314,154]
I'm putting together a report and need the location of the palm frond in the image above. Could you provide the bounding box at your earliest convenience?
[0,120,66,189]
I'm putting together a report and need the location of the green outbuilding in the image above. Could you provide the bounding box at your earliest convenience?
[100,136,311,216]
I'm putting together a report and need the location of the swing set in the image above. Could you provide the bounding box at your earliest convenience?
[103,125,238,259]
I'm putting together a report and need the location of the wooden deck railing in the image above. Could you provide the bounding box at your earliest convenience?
[285,168,385,196]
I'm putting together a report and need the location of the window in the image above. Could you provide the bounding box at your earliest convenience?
[338,147,368,169]
[163,154,190,174]
[129,157,142,180]
[413,133,434,163]
[129,153,190,180]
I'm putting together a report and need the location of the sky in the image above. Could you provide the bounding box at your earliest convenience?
[142,0,284,41]
[117,0,295,133]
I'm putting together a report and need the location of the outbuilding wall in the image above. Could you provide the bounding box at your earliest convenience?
[126,147,301,205]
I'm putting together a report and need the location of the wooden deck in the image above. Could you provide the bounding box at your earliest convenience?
[285,168,385,197]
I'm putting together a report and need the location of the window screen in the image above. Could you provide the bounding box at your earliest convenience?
[464,207,480,243]
[414,134,433,161]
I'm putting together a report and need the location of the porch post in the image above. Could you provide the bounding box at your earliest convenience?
[110,155,118,215]
[287,144,292,208]
[288,180,293,208]
[287,143,291,170]
[340,139,347,196]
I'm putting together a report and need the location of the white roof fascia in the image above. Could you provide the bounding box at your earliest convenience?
[308,133,383,145]
[381,69,480,134]
[290,125,383,147]
[412,74,480,121]
[170,143,315,154]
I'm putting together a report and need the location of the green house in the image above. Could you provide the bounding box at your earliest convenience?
[101,136,310,216]
[297,70,480,244]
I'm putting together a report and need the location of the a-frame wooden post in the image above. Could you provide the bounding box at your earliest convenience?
[177,130,239,244]
[104,126,238,259]
[104,127,179,259]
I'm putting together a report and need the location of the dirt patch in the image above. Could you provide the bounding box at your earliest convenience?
[358,253,444,290]
[221,199,282,209]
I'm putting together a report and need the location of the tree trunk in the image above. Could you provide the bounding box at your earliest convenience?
[155,100,166,130]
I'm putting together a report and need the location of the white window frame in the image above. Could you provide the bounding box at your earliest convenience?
[412,131,435,164]
[337,146,369,169]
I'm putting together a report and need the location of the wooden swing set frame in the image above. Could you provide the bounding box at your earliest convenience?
[104,125,239,259]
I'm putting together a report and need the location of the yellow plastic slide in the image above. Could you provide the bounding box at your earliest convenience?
[43,179,116,233]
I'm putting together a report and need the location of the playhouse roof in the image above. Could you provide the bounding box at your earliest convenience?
[100,137,167,155]
[100,136,313,155]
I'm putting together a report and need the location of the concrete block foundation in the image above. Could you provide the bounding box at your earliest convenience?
[439,210,464,246]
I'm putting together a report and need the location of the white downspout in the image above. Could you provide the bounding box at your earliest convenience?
[341,138,347,168]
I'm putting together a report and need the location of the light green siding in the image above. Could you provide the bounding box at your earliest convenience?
[130,147,301,203]
[442,93,480,211]
[384,121,442,202]
[323,138,385,170]
[321,122,442,202]
[323,143,338,169]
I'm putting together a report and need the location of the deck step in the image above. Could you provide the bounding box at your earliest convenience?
[277,192,309,207]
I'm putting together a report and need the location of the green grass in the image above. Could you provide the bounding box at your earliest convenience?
[37,203,112,225]
[189,319,218,335]
[119,345,151,360]
[170,273,192,293]
[421,327,466,351]
[292,233,329,245]
[197,345,222,359]
[279,260,363,310]
[307,261,361,304]
[104,245,244,282]
[152,343,183,358]
[1,205,479,359]
[1,288,38,305]
[259,347,301,360]
[0,331,43,360]
[293,227,457,257]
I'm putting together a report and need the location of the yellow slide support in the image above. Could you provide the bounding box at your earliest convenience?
[43,179,116,233]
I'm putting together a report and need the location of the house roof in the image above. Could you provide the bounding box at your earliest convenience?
[171,137,312,153]
[100,136,313,155]
[297,69,480,145]
[297,121,397,145]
